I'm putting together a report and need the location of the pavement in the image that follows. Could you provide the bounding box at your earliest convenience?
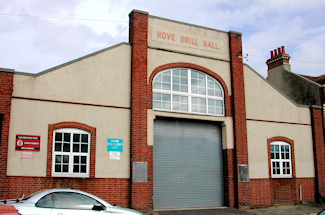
[145,203,325,215]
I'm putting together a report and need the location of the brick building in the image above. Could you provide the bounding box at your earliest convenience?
[0,10,324,211]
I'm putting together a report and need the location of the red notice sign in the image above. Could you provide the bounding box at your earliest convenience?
[16,134,40,151]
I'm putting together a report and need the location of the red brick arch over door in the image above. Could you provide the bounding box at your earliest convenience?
[148,62,232,117]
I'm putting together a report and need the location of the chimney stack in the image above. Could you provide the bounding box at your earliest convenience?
[266,46,291,71]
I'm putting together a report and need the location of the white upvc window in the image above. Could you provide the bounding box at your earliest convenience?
[270,141,292,178]
[52,128,90,178]
[153,68,224,116]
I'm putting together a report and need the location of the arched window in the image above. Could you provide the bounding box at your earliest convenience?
[153,68,224,116]
[270,141,292,178]
[52,128,90,177]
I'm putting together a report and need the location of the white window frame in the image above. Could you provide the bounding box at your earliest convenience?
[52,128,90,178]
[153,68,225,116]
[270,141,292,178]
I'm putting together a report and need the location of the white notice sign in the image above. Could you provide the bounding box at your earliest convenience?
[110,151,120,160]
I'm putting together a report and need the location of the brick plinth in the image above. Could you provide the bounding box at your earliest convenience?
[250,178,316,207]
[6,177,130,207]
[0,70,14,198]
[228,31,249,208]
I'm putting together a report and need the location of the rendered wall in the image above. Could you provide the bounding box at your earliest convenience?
[148,16,230,61]
[7,44,132,178]
[12,44,131,108]
[244,65,313,178]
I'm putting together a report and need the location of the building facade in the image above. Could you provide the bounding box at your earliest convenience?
[0,10,324,211]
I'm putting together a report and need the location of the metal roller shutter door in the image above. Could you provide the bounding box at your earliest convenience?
[153,118,224,210]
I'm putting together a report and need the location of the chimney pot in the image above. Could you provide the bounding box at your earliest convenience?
[267,46,291,71]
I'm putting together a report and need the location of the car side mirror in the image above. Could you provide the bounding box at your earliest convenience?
[92,204,105,211]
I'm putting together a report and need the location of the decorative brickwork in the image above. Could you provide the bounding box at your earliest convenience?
[229,31,249,208]
[0,70,14,198]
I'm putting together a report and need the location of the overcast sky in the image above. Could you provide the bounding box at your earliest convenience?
[1,0,325,77]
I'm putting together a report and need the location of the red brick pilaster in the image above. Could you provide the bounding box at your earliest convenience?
[0,69,14,198]
[129,10,152,211]
[310,106,325,201]
[228,31,249,208]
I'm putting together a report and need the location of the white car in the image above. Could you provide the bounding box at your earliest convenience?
[1,189,144,215]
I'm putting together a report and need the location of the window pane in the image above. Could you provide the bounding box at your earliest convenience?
[55,165,61,173]
[81,134,88,143]
[64,133,70,142]
[191,71,206,95]
[153,72,171,90]
[73,165,79,173]
[192,97,206,113]
[192,86,199,94]
[63,155,69,163]
[81,156,86,164]
[153,81,160,89]
[55,133,62,141]
[74,156,79,164]
[63,165,69,172]
[52,192,98,209]
[56,155,61,163]
[207,77,222,97]
[55,143,62,152]
[63,143,70,152]
[73,134,80,142]
[172,70,188,93]
[172,95,188,111]
[81,144,88,153]
[81,165,87,173]
[73,144,79,152]
[36,194,55,208]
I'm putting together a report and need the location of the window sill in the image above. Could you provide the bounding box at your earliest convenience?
[52,174,89,178]
[271,175,293,179]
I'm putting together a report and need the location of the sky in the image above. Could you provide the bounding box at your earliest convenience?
[1,0,325,78]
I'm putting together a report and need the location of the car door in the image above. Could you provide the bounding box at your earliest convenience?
[49,192,110,215]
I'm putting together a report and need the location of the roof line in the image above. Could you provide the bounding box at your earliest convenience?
[14,42,130,77]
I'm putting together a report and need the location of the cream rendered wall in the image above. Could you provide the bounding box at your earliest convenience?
[247,121,314,178]
[244,65,314,179]
[12,44,131,108]
[244,65,310,124]
[148,16,230,61]
[8,44,132,178]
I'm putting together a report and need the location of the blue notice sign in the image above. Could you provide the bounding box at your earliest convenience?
[107,139,123,152]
